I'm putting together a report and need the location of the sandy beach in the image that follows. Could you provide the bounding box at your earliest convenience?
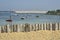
[0,30,60,40]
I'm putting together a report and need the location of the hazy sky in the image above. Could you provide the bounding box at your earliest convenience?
[0,0,60,11]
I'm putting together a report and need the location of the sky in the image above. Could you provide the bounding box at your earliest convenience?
[0,0,60,11]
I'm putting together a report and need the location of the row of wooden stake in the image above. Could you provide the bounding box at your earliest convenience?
[0,23,60,33]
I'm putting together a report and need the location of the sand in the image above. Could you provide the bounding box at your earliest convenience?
[0,30,60,40]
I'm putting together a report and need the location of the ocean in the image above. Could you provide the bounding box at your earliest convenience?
[0,12,60,26]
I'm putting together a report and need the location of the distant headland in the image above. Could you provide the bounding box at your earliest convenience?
[47,9,60,15]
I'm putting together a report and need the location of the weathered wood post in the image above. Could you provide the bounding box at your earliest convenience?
[29,24,32,31]
[55,23,58,30]
[2,26,7,32]
[59,23,60,30]
[32,24,35,31]
[7,24,10,33]
[35,24,39,31]
[38,24,40,30]
[22,24,25,32]
[31,24,34,31]
[52,23,56,30]
[43,24,44,30]
[5,25,7,33]
[19,24,22,32]
[39,24,42,30]
[1,26,5,33]
[24,23,30,32]
[44,23,46,30]
[50,23,52,31]
[13,24,15,32]
[1,26,3,33]
[17,24,20,32]
[13,24,17,32]
[11,24,13,32]
[34,24,36,31]
[12,25,14,32]
[46,23,50,30]
[58,23,59,30]
[0,26,1,33]
[40,23,43,30]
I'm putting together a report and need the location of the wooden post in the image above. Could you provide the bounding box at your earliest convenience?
[7,24,10,33]
[11,24,13,32]
[13,25,15,32]
[50,23,52,31]
[41,24,43,30]
[46,23,50,30]
[0,26,1,33]
[5,25,7,33]
[55,23,58,30]
[19,24,22,32]
[24,23,30,32]
[34,24,37,31]
[44,23,46,30]
[38,24,40,30]
[34,24,36,31]
[35,24,39,31]
[29,24,32,31]
[59,23,60,30]
[13,24,17,32]
[13,25,14,32]
[31,24,33,31]
[39,24,41,30]
[30,24,34,31]
[17,24,20,32]
[2,26,5,33]
[32,24,35,31]
[22,24,25,32]
[29,24,31,32]
[58,23,59,30]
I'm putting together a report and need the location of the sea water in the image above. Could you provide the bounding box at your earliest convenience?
[0,12,60,26]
